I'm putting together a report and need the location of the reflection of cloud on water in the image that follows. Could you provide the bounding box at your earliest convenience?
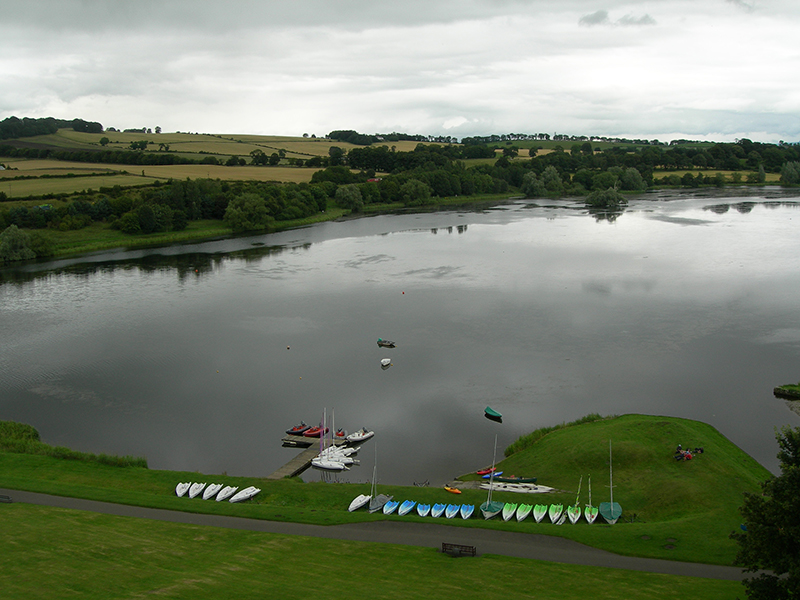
[647,215,713,226]
[756,329,800,345]
[29,383,143,414]
[582,278,657,296]
[238,315,320,335]
[340,254,394,269]
[396,266,466,280]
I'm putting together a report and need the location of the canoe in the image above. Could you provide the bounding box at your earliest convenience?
[533,504,547,522]
[383,500,399,515]
[377,338,396,348]
[584,505,599,524]
[285,421,310,435]
[188,482,206,498]
[516,503,533,522]
[480,500,505,520]
[484,406,503,423]
[548,504,564,523]
[444,486,462,494]
[229,486,260,503]
[567,505,582,524]
[368,494,392,513]
[460,504,474,519]
[216,486,237,501]
[502,502,518,521]
[175,482,190,497]
[348,494,371,512]
[202,483,223,500]
[445,504,460,519]
[431,503,446,518]
[398,500,416,516]
[494,476,537,484]
[346,428,375,443]
[417,503,431,517]
[476,467,496,476]
[482,471,503,479]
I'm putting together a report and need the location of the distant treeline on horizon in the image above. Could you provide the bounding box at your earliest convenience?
[2,116,797,148]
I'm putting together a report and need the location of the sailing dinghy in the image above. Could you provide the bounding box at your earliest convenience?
[599,440,622,524]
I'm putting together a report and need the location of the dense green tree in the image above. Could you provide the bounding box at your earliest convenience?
[334,184,363,212]
[0,224,36,264]
[780,162,800,185]
[399,179,431,206]
[731,425,800,599]
[585,187,627,209]
[520,171,546,198]
[223,193,272,232]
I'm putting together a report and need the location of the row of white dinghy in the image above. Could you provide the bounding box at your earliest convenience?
[175,481,261,503]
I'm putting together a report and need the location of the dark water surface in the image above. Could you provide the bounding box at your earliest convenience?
[2,188,800,485]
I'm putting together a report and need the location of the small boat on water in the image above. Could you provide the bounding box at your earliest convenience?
[348,493,371,512]
[346,428,375,444]
[383,500,399,515]
[216,486,237,502]
[377,338,396,348]
[533,504,547,522]
[444,486,462,494]
[311,457,350,471]
[188,482,206,499]
[484,406,503,423]
[398,500,416,516]
[230,486,260,503]
[285,421,310,435]
[460,504,474,519]
[380,358,392,368]
[175,482,190,497]
[516,504,533,522]
[502,503,518,521]
[431,503,446,518]
[203,483,223,500]
[445,504,460,519]
[417,503,431,517]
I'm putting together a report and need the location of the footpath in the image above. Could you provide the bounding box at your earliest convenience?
[0,487,745,581]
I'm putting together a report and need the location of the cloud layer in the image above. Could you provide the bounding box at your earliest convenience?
[1,0,799,141]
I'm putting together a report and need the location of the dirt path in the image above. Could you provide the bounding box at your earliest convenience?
[0,488,745,581]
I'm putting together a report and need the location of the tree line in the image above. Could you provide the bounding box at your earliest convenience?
[0,116,103,140]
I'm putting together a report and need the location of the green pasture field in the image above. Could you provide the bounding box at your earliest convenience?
[0,415,768,566]
[0,503,740,600]
[0,174,165,198]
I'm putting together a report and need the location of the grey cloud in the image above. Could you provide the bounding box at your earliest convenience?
[579,10,610,26]
[580,10,655,27]
[618,13,656,26]
[726,0,755,12]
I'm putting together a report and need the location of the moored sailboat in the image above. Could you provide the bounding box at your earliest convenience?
[479,435,505,519]
[599,440,622,524]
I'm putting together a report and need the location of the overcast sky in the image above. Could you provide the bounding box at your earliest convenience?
[2,0,799,142]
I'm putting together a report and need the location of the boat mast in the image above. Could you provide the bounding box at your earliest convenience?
[487,434,498,504]
[608,439,614,507]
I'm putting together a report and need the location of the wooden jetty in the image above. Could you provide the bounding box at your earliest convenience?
[269,435,351,480]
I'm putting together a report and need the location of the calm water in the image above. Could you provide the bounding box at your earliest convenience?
[2,188,800,485]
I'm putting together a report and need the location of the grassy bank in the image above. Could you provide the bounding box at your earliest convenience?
[0,415,769,566]
[0,503,741,600]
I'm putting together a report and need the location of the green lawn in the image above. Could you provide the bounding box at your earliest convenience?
[0,503,742,600]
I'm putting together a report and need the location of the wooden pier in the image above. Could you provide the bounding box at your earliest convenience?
[268,435,351,480]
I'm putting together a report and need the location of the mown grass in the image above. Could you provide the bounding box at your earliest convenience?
[0,415,768,566]
[0,503,741,600]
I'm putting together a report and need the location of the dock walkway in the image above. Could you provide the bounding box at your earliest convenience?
[268,435,350,479]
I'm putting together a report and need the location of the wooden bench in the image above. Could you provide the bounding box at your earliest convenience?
[441,542,476,557]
